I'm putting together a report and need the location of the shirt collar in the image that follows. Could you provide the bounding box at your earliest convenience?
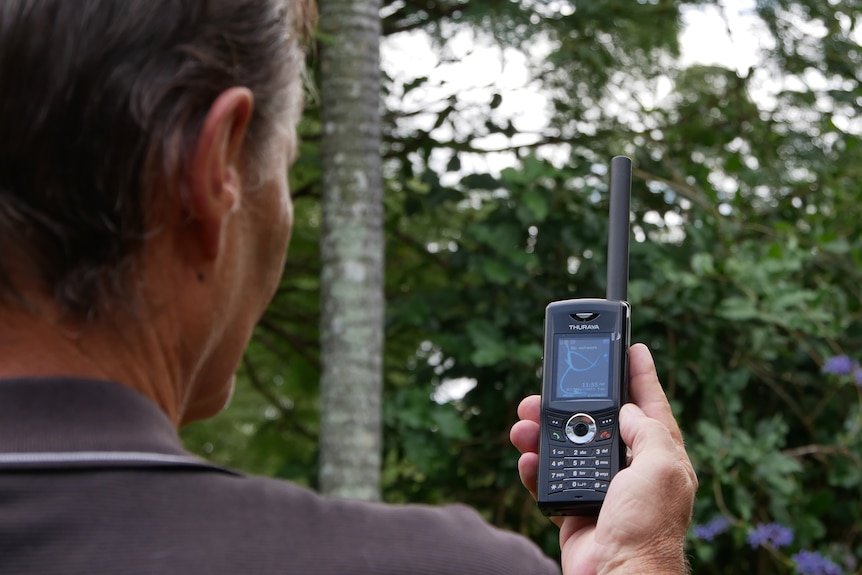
[0,377,182,454]
[0,378,236,474]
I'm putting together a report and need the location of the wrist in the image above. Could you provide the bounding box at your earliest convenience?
[601,546,689,575]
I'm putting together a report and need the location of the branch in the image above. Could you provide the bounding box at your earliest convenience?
[634,165,717,214]
[255,317,320,368]
[390,228,451,270]
[242,355,317,441]
[382,2,466,36]
[748,361,811,434]
[781,444,856,460]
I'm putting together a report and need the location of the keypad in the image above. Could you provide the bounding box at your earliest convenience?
[545,444,614,495]
[545,408,617,495]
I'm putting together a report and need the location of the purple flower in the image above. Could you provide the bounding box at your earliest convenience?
[746,522,794,549]
[692,516,732,541]
[792,550,843,575]
[854,368,862,387]
[823,355,856,376]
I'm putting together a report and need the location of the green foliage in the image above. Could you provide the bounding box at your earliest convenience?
[183,0,862,573]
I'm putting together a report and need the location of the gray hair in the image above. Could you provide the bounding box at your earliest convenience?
[0,0,316,319]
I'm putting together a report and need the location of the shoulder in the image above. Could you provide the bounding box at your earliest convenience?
[201,472,560,575]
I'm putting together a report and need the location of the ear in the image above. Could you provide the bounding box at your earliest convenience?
[185,87,255,260]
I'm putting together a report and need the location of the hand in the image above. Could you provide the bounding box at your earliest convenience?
[510,343,697,575]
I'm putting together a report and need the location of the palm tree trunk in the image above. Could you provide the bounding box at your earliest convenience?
[317,0,384,501]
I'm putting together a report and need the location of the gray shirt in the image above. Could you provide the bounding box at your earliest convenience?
[0,378,559,574]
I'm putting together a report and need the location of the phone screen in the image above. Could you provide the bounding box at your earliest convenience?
[553,334,612,400]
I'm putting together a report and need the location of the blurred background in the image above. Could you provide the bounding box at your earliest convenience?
[182,1,862,573]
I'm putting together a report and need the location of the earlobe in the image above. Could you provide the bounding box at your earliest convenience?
[185,87,255,260]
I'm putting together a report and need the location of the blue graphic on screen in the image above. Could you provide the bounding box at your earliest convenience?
[554,335,611,399]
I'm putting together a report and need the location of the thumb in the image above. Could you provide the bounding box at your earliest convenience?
[618,403,678,460]
[617,402,698,518]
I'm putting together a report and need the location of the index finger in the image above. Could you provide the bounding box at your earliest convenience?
[628,343,684,446]
[516,394,541,423]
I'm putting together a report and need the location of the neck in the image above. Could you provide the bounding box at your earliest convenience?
[0,301,186,427]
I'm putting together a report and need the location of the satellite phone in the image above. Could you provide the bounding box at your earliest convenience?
[536,156,632,516]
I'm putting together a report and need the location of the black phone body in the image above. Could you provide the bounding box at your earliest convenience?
[537,297,630,516]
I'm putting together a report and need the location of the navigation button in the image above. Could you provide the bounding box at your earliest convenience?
[565,413,597,445]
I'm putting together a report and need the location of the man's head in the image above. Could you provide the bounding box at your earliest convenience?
[0,0,317,424]
[0,0,314,318]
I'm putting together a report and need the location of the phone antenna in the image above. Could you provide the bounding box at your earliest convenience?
[606,156,632,302]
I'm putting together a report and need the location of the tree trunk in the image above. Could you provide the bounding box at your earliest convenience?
[317,0,384,501]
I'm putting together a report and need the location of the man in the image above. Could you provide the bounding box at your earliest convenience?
[0,1,696,573]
